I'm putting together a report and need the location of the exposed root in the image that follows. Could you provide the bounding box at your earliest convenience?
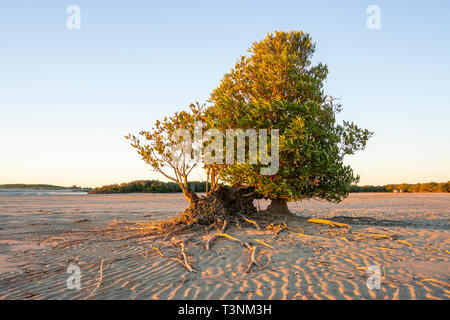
[266,223,287,238]
[86,259,104,299]
[206,232,260,273]
[291,226,305,234]
[307,218,351,229]
[246,246,259,273]
[150,245,196,272]
[238,213,261,230]
[112,231,158,241]
[163,224,192,241]
[217,232,252,250]
[221,220,228,233]
[292,232,322,239]
[205,235,219,250]
[180,185,259,225]
[395,240,412,246]
[180,241,196,272]
[351,231,397,241]
[255,239,274,249]
[151,246,166,258]
[205,220,228,250]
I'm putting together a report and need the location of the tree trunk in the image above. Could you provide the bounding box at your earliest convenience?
[184,190,199,203]
[180,185,258,225]
[266,198,291,215]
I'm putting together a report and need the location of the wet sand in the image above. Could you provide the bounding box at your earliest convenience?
[0,193,448,300]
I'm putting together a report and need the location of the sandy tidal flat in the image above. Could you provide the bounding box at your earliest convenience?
[0,193,449,300]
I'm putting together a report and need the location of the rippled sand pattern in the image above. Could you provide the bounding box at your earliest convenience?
[0,193,449,299]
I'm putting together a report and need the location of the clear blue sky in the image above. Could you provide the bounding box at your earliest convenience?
[1,0,449,187]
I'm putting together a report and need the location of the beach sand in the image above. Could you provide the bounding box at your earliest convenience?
[0,193,448,300]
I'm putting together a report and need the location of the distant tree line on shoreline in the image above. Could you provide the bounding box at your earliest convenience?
[0,184,92,191]
[2,181,447,194]
[89,180,211,194]
[350,182,450,193]
[89,180,450,194]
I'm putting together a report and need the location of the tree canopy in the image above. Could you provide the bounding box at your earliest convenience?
[207,30,373,204]
[127,30,373,212]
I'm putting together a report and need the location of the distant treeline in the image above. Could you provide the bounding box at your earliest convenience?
[350,182,450,193]
[0,184,92,191]
[90,180,211,194]
[3,182,448,194]
[91,180,450,194]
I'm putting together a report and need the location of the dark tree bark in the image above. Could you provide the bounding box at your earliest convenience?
[266,198,291,215]
[179,185,258,225]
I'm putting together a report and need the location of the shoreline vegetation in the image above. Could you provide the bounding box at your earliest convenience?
[90,180,450,194]
[89,180,210,194]
[1,181,449,194]
[350,182,450,193]
[0,184,92,192]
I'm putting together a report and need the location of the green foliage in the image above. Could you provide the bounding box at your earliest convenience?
[125,103,207,201]
[90,180,210,194]
[350,185,388,192]
[207,30,373,203]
